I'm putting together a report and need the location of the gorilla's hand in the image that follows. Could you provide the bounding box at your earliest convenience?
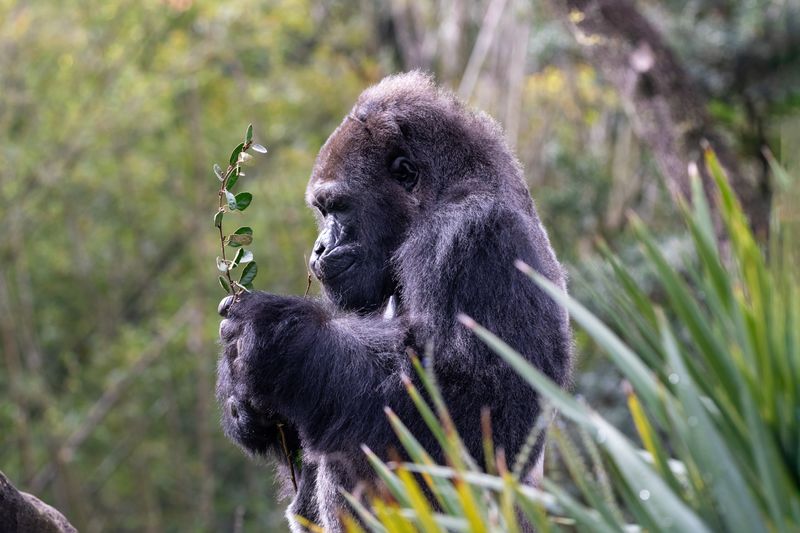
[216,292,312,457]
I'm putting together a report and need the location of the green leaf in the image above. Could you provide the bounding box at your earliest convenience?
[384,406,463,515]
[340,490,386,533]
[218,276,231,294]
[395,466,444,533]
[763,148,791,190]
[234,282,251,293]
[239,261,258,286]
[540,480,617,533]
[245,123,253,143]
[213,163,223,181]
[227,234,252,247]
[235,192,252,211]
[227,226,253,247]
[402,464,559,510]
[401,370,457,469]
[657,312,763,533]
[213,210,223,228]
[251,143,268,154]
[231,248,244,269]
[238,250,254,264]
[515,264,666,423]
[225,190,237,210]
[361,445,412,507]
[229,142,244,165]
[226,169,239,191]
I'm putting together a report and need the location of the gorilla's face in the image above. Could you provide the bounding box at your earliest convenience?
[307,116,420,313]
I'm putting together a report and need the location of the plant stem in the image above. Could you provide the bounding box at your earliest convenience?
[218,141,252,296]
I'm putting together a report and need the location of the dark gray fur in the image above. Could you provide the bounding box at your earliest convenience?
[216,72,572,532]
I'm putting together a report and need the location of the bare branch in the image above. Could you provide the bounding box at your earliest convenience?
[458,0,509,100]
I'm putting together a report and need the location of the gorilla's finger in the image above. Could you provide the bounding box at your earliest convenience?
[219,319,238,341]
[218,295,235,317]
[224,340,238,363]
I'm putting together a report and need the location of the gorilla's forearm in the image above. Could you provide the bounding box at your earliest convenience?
[245,299,423,455]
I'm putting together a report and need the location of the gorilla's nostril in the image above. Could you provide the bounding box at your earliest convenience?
[313,241,326,256]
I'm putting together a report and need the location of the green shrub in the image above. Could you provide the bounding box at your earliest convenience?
[341,150,799,532]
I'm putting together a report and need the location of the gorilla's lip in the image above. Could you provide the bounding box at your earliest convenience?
[319,256,357,282]
[316,246,359,282]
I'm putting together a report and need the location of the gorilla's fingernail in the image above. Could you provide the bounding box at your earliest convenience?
[457,313,477,329]
[218,296,234,317]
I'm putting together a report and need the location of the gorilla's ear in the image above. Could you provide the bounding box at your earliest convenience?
[389,156,419,191]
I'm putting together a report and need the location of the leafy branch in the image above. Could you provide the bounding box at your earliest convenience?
[211,126,300,493]
[213,123,267,298]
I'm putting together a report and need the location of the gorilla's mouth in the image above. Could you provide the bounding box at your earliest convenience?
[323,259,357,282]
[314,245,359,282]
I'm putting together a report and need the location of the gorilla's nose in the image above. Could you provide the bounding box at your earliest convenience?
[309,240,326,279]
[313,240,326,257]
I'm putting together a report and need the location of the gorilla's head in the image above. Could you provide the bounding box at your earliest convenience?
[307,71,525,313]
[306,110,415,312]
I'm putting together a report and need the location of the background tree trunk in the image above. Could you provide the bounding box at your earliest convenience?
[549,0,773,240]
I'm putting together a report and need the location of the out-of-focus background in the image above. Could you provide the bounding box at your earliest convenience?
[1,0,797,531]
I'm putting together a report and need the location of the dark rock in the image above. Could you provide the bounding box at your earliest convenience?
[0,470,77,533]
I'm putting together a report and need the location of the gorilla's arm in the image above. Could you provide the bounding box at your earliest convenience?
[218,294,421,455]
[218,206,569,463]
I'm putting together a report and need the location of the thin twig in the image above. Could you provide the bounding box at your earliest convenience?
[303,253,312,297]
[277,424,298,492]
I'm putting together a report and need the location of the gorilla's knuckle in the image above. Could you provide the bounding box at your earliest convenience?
[218,318,238,341]
[223,342,238,364]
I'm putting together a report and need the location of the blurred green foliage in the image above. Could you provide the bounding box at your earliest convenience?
[0,1,378,530]
[0,0,798,531]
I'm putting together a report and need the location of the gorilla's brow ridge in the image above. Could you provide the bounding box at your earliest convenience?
[346,113,365,125]
[346,113,371,136]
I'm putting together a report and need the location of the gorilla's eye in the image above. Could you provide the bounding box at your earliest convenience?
[389,156,418,191]
[314,203,327,217]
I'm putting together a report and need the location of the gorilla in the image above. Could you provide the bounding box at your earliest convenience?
[216,71,571,532]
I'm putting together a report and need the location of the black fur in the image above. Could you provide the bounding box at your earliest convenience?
[216,72,572,532]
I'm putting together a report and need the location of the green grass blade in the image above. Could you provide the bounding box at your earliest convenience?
[511,266,667,423]
[657,311,764,532]
[463,316,710,533]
